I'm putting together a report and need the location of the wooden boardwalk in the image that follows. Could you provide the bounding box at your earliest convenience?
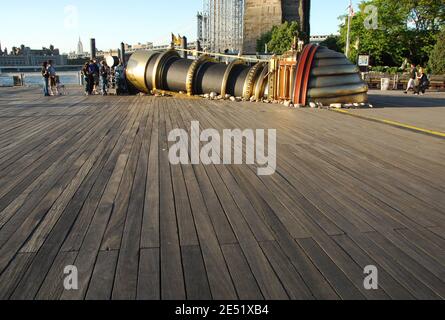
[0,87,444,300]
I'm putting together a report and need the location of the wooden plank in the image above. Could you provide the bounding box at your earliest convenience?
[0,105,124,274]
[137,248,160,300]
[332,234,415,300]
[169,99,238,300]
[260,241,314,299]
[164,101,199,247]
[60,100,143,300]
[86,250,119,300]
[221,244,264,300]
[0,253,35,300]
[100,99,147,251]
[35,251,78,300]
[296,238,367,300]
[366,232,445,298]
[140,99,160,249]
[7,104,131,299]
[112,99,152,300]
[158,103,185,300]
[181,245,212,300]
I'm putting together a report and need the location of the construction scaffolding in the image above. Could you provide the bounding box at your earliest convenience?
[199,0,244,54]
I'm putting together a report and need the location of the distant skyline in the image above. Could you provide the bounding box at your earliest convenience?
[0,0,361,54]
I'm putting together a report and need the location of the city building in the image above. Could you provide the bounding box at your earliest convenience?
[124,42,154,53]
[0,43,67,66]
[77,37,84,55]
[243,0,309,53]
[310,35,330,45]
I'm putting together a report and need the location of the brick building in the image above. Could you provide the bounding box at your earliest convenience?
[243,0,310,53]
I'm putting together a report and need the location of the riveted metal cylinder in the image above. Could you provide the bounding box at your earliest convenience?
[306,46,368,104]
[292,45,368,105]
[125,47,368,105]
[195,62,228,94]
[125,50,159,93]
[162,58,193,92]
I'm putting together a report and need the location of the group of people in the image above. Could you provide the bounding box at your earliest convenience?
[404,64,430,95]
[81,59,127,96]
[41,60,58,96]
[82,59,110,96]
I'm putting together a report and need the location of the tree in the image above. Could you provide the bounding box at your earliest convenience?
[258,21,300,55]
[429,30,445,74]
[320,35,342,52]
[338,0,444,66]
[256,30,273,53]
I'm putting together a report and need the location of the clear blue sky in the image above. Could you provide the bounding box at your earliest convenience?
[0,0,361,54]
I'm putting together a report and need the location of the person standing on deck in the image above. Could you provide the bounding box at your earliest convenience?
[404,63,418,94]
[41,61,50,96]
[87,60,96,95]
[47,60,58,96]
[100,60,110,96]
[115,61,126,95]
[88,59,99,95]
[81,62,91,95]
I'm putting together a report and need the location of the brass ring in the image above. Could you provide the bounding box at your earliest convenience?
[253,64,269,101]
[221,59,245,97]
[151,50,180,92]
[242,62,266,100]
[185,55,214,95]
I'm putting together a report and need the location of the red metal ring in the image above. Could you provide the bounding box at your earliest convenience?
[301,45,319,106]
[293,44,319,105]
[293,45,311,104]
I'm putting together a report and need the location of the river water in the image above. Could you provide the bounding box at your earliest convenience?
[0,72,81,87]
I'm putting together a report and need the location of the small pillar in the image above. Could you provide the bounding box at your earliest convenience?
[90,38,96,59]
[120,42,126,66]
[180,36,188,59]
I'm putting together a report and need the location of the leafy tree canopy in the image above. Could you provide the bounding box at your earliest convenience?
[337,0,445,67]
[428,29,445,74]
[256,21,299,54]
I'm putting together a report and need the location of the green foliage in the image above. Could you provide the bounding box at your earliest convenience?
[428,30,445,74]
[256,30,273,53]
[338,0,444,67]
[369,66,401,74]
[319,35,342,52]
[257,21,300,55]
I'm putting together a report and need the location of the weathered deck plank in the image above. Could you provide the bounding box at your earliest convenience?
[0,87,443,300]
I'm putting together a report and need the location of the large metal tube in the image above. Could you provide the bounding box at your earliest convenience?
[195,62,227,94]
[126,49,266,99]
[163,58,193,92]
[126,46,368,105]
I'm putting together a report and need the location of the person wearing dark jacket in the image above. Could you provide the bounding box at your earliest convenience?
[87,60,97,95]
[100,60,110,95]
[414,68,429,96]
[81,63,91,95]
[41,61,50,96]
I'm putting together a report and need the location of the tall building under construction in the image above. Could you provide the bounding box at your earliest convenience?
[198,0,308,54]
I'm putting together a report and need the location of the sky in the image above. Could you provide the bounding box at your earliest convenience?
[0,0,361,54]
